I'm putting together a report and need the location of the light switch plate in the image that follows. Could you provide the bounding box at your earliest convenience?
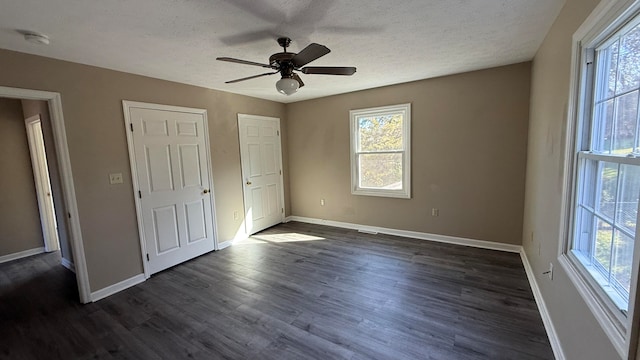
[109,173,123,184]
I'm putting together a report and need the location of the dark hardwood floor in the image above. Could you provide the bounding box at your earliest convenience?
[0,222,553,359]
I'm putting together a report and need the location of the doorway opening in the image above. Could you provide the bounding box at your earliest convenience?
[0,86,90,303]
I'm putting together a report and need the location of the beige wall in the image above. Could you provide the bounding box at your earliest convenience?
[523,0,621,358]
[0,98,44,256]
[0,49,287,291]
[21,99,74,264]
[0,5,625,356]
[286,62,531,245]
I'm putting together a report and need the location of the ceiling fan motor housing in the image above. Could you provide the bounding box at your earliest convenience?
[269,52,296,77]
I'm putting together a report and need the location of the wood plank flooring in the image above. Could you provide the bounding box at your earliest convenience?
[0,222,553,359]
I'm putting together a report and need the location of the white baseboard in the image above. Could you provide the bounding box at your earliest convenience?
[0,247,45,264]
[217,240,233,250]
[520,249,565,360]
[90,273,146,302]
[61,257,75,273]
[285,216,522,253]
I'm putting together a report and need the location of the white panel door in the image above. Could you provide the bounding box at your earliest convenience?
[129,106,215,275]
[238,114,284,235]
[25,116,60,252]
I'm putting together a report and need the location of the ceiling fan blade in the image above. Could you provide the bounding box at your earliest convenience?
[300,66,356,75]
[292,43,330,68]
[292,73,305,88]
[225,71,279,84]
[216,57,276,69]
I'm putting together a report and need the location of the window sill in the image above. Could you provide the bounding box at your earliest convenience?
[352,188,411,199]
[572,251,629,312]
[558,254,626,358]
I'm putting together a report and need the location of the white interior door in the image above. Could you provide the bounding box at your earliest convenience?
[125,103,216,275]
[238,114,284,235]
[25,115,60,252]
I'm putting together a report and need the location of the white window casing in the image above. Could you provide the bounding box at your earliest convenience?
[350,103,411,199]
[561,0,640,358]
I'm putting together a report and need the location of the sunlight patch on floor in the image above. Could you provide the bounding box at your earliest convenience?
[235,232,326,245]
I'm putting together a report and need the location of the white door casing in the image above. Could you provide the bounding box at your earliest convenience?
[0,86,90,303]
[25,115,60,252]
[123,101,217,276]
[238,114,285,235]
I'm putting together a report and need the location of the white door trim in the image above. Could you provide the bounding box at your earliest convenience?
[0,86,91,303]
[122,100,219,279]
[24,115,60,252]
[237,113,285,236]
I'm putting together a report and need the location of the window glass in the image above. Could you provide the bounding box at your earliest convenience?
[571,18,640,313]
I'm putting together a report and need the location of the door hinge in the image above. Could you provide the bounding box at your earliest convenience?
[68,212,71,219]
[138,190,142,199]
[279,169,282,175]
[281,208,284,213]
[277,130,280,136]
[146,253,150,261]
[130,123,134,132]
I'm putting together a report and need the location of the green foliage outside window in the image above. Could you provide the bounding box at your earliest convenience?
[358,115,403,188]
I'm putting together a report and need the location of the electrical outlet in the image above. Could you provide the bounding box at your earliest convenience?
[320,199,325,206]
[109,173,123,184]
[431,208,439,217]
[233,210,239,220]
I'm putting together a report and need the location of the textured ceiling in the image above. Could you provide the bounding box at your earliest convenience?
[0,0,565,103]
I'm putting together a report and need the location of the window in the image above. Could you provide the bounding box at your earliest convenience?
[573,18,640,314]
[563,1,640,355]
[350,103,411,198]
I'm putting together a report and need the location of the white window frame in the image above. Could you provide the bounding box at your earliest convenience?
[349,103,411,199]
[561,0,640,358]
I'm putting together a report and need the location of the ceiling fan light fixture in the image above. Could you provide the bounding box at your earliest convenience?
[275,77,299,95]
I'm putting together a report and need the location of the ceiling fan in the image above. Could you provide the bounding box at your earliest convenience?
[216,37,356,96]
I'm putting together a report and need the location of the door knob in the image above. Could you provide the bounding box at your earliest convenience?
[203,189,210,194]
[246,181,252,185]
